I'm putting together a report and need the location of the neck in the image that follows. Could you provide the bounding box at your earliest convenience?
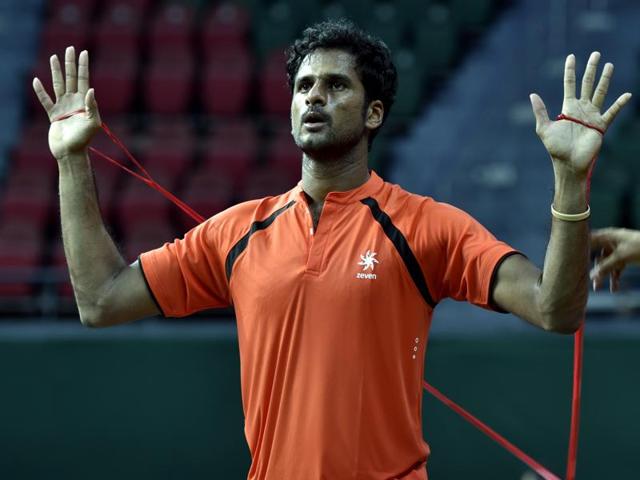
[301,140,370,204]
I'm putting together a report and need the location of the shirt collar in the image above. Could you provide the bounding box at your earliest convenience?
[294,170,384,205]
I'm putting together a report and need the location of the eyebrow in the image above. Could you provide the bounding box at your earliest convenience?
[295,73,353,86]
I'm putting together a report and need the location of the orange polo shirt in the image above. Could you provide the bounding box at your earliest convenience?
[139,171,518,480]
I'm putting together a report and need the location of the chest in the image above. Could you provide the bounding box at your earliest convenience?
[228,203,418,311]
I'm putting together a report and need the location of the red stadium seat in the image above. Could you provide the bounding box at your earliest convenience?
[201,2,251,55]
[202,47,252,115]
[0,168,53,226]
[179,168,235,227]
[12,123,56,176]
[138,132,195,179]
[49,241,73,297]
[265,134,301,181]
[144,61,194,114]
[148,3,195,54]
[0,220,44,296]
[241,166,296,201]
[49,0,96,22]
[94,2,142,54]
[92,59,137,115]
[260,50,291,116]
[40,9,90,57]
[115,174,173,235]
[200,120,258,188]
[122,219,175,262]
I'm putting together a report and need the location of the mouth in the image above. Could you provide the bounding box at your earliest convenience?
[302,111,329,130]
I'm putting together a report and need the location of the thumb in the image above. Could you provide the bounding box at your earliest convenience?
[85,88,100,121]
[529,93,550,135]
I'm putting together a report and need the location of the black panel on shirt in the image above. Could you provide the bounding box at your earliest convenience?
[361,197,436,309]
[137,256,166,317]
[225,200,296,281]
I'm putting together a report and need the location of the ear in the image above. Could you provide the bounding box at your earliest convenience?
[365,100,384,131]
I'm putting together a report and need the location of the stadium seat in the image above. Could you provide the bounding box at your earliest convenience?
[201,2,251,54]
[392,49,425,117]
[241,165,297,201]
[0,220,44,296]
[94,2,142,54]
[265,134,300,184]
[0,167,53,226]
[92,59,138,115]
[40,7,90,56]
[12,122,56,176]
[144,60,194,114]
[179,168,235,227]
[260,49,291,116]
[450,0,494,31]
[253,2,297,60]
[201,120,258,188]
[414,4,458,73]
[122,219,175,262]
[202,47,252,115]
[138,132,195,179]
[364,2,405,52]
[148,3,194,54]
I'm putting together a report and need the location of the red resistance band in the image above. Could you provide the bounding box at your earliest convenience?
[52,109,601,479]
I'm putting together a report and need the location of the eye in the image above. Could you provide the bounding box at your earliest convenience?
[330,81,346,91]
[297,81,311,92]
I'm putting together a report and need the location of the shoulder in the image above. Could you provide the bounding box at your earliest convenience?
[201,189,298,242]
[371,179,489,243]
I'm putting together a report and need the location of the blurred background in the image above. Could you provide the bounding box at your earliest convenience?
[0,0,639,478]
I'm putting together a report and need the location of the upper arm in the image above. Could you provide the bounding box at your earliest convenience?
[91,260,160,327]
[490,253,544,328]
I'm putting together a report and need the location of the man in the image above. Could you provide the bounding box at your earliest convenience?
[32,19,630,480]
[591,228,640,291]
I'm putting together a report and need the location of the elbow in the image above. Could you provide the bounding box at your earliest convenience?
[78,307,106,328]
[538,309,584,334]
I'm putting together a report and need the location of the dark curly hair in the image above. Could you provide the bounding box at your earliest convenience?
[286,19,398,146]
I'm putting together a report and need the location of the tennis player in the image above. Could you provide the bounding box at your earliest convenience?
[32,19,630,480]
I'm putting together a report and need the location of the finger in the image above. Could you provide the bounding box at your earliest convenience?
[590,228,618,250]
[529,93,550,134]
[610,269,621,293]
[65,46,77,94]
[564,54,576,100]
[78,50,89,95]
[580,51,600,101]
[32,77,54,115]
[602,92,632,126]
[592,62,613,109]
[50,54,64,101]
[592,251,624,280]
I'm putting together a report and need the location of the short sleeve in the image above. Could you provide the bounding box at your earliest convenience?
[139,219,231,317]
[426,203,519,310]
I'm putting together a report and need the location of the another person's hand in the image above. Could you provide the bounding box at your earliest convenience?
[529,52,631,177]
[32,46,101,161]
[590,228,640,291]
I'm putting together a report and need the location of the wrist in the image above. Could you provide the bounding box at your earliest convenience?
[552,168,588,215]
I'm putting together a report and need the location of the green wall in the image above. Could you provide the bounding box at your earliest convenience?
[0,325,638,479]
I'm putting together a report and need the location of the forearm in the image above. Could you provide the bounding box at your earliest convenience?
[58,152,127,324]
[537,166,590,332]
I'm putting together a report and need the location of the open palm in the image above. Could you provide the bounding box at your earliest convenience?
[32,46,101,160]
[530,52,632,175]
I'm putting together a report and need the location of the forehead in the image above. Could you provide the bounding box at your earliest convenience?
[295,48,360,82]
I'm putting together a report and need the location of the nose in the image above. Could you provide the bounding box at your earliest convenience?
[305,82,326,107]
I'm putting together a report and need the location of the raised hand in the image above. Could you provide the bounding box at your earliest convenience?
[590,228,640,291]
[529,52,632,176]
[32,46,101,161]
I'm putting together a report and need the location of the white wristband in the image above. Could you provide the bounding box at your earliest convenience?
[551,204,591,222]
